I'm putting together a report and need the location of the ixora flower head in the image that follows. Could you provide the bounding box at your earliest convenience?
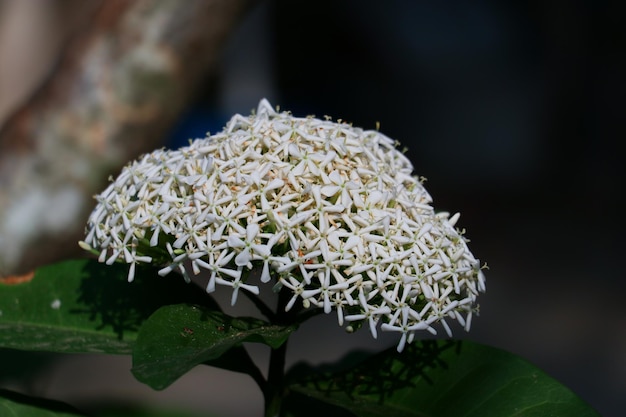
[80,99,486,352]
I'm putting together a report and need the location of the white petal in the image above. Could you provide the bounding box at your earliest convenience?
[321,185,341,197]
[228,235,245,248]
[235,248,252,266]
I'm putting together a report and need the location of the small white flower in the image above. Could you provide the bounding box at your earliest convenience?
[81,99,487,352]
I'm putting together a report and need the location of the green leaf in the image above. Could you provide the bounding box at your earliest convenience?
[0,259,213,354]
[0,389,210,417]
[0,348,59,385]
[0,389,85,416]
[288,339,601,417]
[131,303,297,390]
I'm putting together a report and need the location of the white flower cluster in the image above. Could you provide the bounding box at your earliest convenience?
[81,99,486,351]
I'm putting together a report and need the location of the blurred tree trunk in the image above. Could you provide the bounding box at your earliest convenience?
[0,0,251,278]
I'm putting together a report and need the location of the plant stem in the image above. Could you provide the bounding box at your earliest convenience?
[263,286,292,417]
[264,338,288,417]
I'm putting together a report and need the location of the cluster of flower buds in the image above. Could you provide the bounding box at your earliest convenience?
[81,99,486,351]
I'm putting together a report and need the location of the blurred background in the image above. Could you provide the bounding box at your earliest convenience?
[0,1,623,416]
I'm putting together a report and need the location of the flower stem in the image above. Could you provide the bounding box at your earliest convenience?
[264,338,288,417]
[263,286,292,417]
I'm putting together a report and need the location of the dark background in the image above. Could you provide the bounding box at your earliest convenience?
[170,1,624,416]
[0,1,623,416]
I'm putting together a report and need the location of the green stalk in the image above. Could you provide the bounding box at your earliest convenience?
[264,337,288,417]
[263,287,292,417]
